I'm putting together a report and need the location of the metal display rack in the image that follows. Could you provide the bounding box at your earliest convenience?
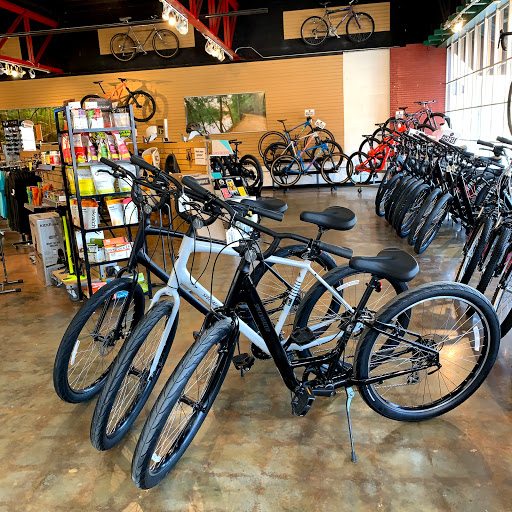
[54,104,139,299]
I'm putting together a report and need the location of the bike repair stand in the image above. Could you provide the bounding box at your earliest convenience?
[0,231,23,294]
[345,386,357,462]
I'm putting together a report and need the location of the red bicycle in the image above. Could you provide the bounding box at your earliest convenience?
[348,128,403,185]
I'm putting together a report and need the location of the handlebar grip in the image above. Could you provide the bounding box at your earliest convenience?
[246,205,284,222]
[130,154,181,188]
[99,157,120,169]
[181,175,210,199]
[316,241,353,260]
[477,140,494,148]
[497,136,512,145]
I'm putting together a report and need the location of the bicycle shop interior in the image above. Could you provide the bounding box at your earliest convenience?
[1,0,512,510]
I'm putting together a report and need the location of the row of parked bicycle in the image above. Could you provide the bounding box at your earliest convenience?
[256,101,451,188]
[53,153,501,490]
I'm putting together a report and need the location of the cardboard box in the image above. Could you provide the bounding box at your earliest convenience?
[35,251,65,286]
[104,237,132,262]
[29,212,66,267]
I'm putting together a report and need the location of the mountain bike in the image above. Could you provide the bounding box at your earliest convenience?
[258,117,335,160]
[269,132,349,187]
[301,0,374,46]
[129,173,500,490]
[81,78,156,123]
[110,16,179,61]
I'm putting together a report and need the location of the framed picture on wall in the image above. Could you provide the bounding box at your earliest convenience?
[184,92,267,134]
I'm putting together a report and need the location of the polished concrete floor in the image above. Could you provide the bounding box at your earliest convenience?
[1,187,512,512]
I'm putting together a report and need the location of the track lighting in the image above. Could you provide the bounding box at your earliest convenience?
[11,67,18,78]
[29,69,35,79]
[162,4,170,20]
[452,20,464,33]
[176,17,188,35]
[204,36,226,62]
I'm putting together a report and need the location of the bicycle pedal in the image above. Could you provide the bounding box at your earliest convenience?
[289,327,316,347]
[232,353,255,372]
[291,383,315,417]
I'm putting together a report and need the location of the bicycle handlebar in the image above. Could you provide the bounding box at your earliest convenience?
[497,136,512,145]
[477,140,494,148]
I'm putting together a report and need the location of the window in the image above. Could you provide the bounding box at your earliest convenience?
[501,6,509,63]
[488,14,496,72]
[478,23,485,71]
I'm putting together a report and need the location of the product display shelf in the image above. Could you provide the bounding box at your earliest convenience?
[54,104,142,300]
[73,191,131,200]
[43,198,66,208]
[76,159,131,167]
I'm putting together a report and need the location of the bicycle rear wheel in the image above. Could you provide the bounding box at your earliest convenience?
[301,16,328,45]
[239,154,263,195]
[348,151,375,185]
[132,316,237,489]
[110,33,136,61]
[356,282,500,421]
[126,91,156,122]
[153,29,179,59]
[258,131,286,158]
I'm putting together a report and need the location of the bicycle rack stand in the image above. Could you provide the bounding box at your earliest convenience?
[0,231,23,295]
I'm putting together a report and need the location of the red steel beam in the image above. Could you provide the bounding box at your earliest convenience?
[0,0,57,27]
[0,54,63,74]
[163,0,240,60]
[0,12,23,52]
[23,16,34,63]
[34,33,52,64]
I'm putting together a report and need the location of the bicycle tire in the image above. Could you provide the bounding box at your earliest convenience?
[476,226,511,295]
[355,282,500,422]
[390,179,423,231]
[414,193,452,254]
[310,140,343,171]
[239,154,263,195]
[376,172,403,217]
[373,125,394,140]
[348,151,375,185]
[301,16,328,45]
[110,33,136,61]
[508,81,512,136]
[346,12,375,43]
[387,177,419,225]
[126,91,156,122]
[320,151,352,185]
[455,217,493,284]
[270,154,302,187]
[152,29,179,59]
[375,166,398,216]
[132,316,237,489]
[385,176,414,221]
[359,136,381,155]
[407,188,442,246]
[90,300,179,451]
[258,131,286,158]
[394,183,430,238]
[53,278,145,403]
[492,252,512,336]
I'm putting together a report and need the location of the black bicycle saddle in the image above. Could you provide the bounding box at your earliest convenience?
[300,206,357,231]
[349,248,419,282]
[241,197,288,214]
[93,80,103,84]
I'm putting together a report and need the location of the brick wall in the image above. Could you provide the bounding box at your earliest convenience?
[390,44,447,119]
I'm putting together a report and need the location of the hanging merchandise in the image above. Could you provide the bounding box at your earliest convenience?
[122,197,138,225]
[70,198,99,229]
[90,165,116,194]
[105,197,125,226]
[67,166,96,196]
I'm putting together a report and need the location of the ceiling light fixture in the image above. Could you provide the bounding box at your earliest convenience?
[452,20,464,33]
[29,69,35,78]
[176,16,188,35]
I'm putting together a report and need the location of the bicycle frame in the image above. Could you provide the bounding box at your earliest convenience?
[125,25,158,51]
[325,5,355,30]
[143,231,352,377]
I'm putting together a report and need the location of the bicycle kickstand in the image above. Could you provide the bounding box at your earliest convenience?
[345,386,357,463]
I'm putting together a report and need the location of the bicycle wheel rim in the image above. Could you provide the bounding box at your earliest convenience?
[111,34,136,61]
[128,92,154,122]
[321,151,351,185]
[302,17,328,45]
[153,30,179,58]
[347,13,374,43]
[361,293,494,413]
[67,292,139,394]
[270,155,301,186]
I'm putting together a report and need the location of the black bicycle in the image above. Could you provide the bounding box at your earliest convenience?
[130,175,500,490]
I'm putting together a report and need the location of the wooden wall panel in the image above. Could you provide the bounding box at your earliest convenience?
[97,22,195,55]
[0,55,344,161]
[283,2,390,40]
[1,38,22,60]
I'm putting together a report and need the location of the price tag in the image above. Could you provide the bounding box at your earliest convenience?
[305,109,315,117]
[395,110,405,120]
[84,102,98,109]
[437,129,459,145]
[315,119,326,129]
[178,193,191,213]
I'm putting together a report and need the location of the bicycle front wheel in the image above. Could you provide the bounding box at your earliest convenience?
[132,316,237,489]
[321,151,352,185]
[91,300,179,451]
[153,29,179,59]
[127,91,156,122]
[346,12,375,43]
[270,154,302,187]
[356,282,500,421]
[301,16,328,45]
[239,154,263,195]
[258,131,286,158]
[110,33,136,61]
[53,278,145,403]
